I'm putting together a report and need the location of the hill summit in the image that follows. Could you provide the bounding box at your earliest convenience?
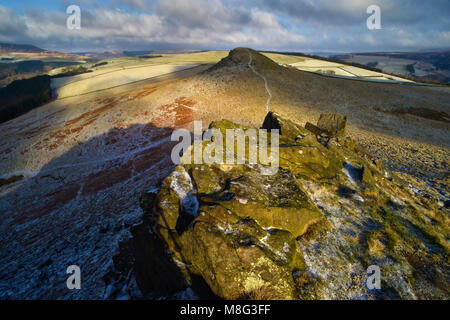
[206,47,280,73]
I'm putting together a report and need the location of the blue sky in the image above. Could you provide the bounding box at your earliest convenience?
[0,0,449,53]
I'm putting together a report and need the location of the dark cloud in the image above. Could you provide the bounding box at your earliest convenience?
[0,6,29,43]
[263,0,449,27]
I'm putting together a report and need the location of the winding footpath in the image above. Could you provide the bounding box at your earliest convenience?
[246,49,272,112]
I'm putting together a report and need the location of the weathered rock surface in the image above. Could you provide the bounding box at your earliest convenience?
[317,113,347,136]
[110,112,449,300]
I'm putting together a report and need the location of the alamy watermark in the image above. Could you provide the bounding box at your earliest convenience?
[366,265,381,289]
[64,4,380,33]
[66,265,81,289]
[66,5,81,30]
[366,5,381,30]
[171,121,280,175]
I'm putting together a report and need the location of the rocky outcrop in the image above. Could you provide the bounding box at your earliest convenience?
[108,112,449,300]
[206,47,280,74]
[316,113,347,136]
[141,115,329,299]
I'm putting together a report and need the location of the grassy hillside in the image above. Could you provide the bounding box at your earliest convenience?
[0,43,44,53]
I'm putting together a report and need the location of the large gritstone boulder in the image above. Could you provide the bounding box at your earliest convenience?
[317,113,347,136]
[120,112,449,300]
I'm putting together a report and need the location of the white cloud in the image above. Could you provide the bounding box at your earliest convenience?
[0,1,308,51]
[0,0,448,52]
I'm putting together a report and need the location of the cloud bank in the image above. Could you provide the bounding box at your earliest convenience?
[0,0,448,52]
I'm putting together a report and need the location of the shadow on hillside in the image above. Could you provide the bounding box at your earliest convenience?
[0,75,52,124]
[0,121,215,300]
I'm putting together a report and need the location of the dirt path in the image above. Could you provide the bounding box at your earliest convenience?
[247,49,272,112]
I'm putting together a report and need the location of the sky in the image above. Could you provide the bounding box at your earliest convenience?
[0,0,449,53]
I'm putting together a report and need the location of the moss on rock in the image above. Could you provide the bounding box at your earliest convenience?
[139,111,449,300]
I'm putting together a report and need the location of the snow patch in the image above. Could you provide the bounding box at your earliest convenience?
[237,197,248,204]
[169,167,193,200]
[169,167,199,217]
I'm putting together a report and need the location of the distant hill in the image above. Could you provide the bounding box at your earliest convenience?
[0,43,91,87]
[75,50,156,59]
[331,50,450,84]
[74,51,125,60]
[77,49,203,60]
[0,43,45,53]
[0,42,90,61]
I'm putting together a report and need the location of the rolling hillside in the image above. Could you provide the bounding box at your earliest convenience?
[332,50,450,84]
[0,48,448,299]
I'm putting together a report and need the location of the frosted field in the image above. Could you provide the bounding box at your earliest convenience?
[287,58,413,83]
[50,51,229,99]
[290,60,343,68]
[294,66,355,77]
[52,63,200,98]
[337,54,416,76]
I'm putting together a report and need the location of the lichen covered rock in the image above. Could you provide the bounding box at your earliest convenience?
[151,162,323,298]
[134,112,449,300]
[317,113,347,136]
